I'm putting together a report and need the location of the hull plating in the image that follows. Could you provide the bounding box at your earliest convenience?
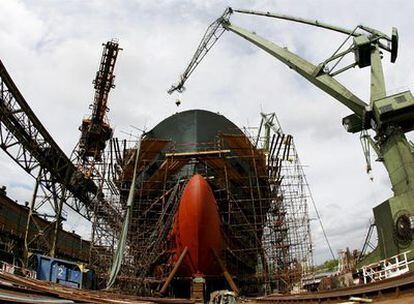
[171,174,223,276]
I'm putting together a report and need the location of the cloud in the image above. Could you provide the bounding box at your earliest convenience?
[0,0,412,265]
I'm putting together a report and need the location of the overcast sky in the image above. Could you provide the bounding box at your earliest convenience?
[0,0,413,264]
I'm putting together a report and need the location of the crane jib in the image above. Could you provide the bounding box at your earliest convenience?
[223,22,367,118]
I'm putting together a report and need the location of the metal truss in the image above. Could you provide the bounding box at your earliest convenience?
[0,59,98,218]
[0,59,123,261]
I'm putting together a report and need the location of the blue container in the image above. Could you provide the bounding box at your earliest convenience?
[31,254,87,289]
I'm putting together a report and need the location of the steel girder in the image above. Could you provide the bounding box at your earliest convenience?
[0,59,99,220]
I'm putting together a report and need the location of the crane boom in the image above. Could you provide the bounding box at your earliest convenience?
[168,8,231,94]
[92,40,120,123]
[79,40,121,161]
[232,9,361,37]
[169,7,399,121]
[232,8,394,45]
[223,22,367,117]
[169,7,414,266]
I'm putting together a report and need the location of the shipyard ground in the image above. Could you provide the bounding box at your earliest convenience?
[2,270,414,303]
[250,294,414,303]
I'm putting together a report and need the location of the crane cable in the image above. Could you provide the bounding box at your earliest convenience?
[302,170,336,260]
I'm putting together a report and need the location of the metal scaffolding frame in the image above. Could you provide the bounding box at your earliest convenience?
[85,138,127,286]
[0,61,314,294]
[0,48,122,264]
[91,112,314,295]
[0,59,103,262]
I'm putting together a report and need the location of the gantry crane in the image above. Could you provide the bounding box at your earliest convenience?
[169,8,414,265]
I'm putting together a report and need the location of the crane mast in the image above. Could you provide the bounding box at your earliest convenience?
[169,8,414,266]
[79,39,121,162]
[0,47,125,262]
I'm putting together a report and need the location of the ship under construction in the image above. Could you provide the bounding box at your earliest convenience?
[103,109,314,297]
[1,5,414,304]
[0,37,314,300]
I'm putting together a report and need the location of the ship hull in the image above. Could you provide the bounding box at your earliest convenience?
[171,174,223,277]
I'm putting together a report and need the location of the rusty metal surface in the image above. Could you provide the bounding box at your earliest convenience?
[256,271,414,303]
[0,271,194,303]
[0,287,74,303]
[0,193,91,262]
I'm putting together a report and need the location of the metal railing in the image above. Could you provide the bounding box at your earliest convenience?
[0,261,36,279]
[361,249,414,284]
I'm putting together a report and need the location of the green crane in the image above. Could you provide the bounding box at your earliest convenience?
[168,8,414,266]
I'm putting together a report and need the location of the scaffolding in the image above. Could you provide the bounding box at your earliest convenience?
[256,112,314,292]
[89,111,314,295]
[69,39,123,286]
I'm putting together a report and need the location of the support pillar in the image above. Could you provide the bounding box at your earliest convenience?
[213,249,239,295]
[50,183,65,258]
[23,171,41,267]
[191,276,205,303]
[160,247,188,295]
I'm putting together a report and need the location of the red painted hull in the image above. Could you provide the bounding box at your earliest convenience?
[171,174,223,277]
